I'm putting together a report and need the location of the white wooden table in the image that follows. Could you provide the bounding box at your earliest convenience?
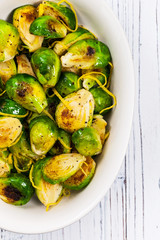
[1,0,160,239]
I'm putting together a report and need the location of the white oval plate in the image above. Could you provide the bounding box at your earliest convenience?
[0,0,134,234]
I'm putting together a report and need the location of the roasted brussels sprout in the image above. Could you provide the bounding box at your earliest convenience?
[29,116,58,155]
[38,1,76,30]
[0,99,28,118]
[0,173,34,205]
[13,5,43,52]
[90,87,112,114]
[49,129,71,155]
[92,115,107,144]
[54,27,95,56]
[30,16,67,39]
[55,72,80,97]
[0,60,16,88]
[82,68,109,91]
[61,39,111,69]
[16,54,35,77]
[0,117,22,149]
[63,156,96,190]
[6,73,48,113]
[0,20,19,62]
[55,89,95,133]
[9,130,40,172]
[31,48,61,88]
[31,159,63,207]
[42,153,86,184]
[0,150,13,178]
[72,127,102,156]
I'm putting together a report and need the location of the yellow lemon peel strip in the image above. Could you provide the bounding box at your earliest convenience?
[0,90,6,97]
[80,166,87,176]
[8,153,13,165]
[77,72,107,88]
[57,0,78,32]
[53,88,72,111]
[43,109,54,121]
[0,111,29,118]
[46,195,63,211]
[58,137,72,150]
[105,131,110,141]
[29,165,42,191]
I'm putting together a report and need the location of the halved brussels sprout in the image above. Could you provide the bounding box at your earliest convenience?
[92,115,107,144]
[61,39,111,69]
[6,73,48,113]
[30,16,67,39]
[0,60,16,87]
[0,150,13,178]
[31,48,61,88]
[9,130,40,172]
[82,68,109,91]
[54,27,95,56]
[0,20,19,62]
[72,127,102,156]
[55,72,80,97]
[42,153,86,184]
[63,156,96,190]
[0,117,22,149]
[29,116,58,155]
[90,88,112,114]
[13,5,44,52]
[0,99,28,118]
[55,89,95,133]
[49,129,71,155]
[16,54,35,77]
[38,1,76,30]
[31,158,63,207]
[0,173,34,205]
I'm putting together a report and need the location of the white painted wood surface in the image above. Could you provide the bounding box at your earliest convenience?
[1,0,160,239]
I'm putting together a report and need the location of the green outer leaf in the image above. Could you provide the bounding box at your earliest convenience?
[44,1,76,30]
[31,47,61,88]
[90,87,112,114]
[0,99,27,117]
[30,16,67,39]
[0,173,34,205]
[5,73,48,113]
[55,72,80,97]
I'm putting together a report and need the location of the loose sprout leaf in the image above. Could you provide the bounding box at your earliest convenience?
[43,153,86,184]
[16,54,35,77]
[0,60,17,86]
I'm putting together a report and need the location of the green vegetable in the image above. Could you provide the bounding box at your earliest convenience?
[0,20,19,62]
[63,156,96,190]
[30,16,67,39]
[0,173,34,205]
[42,153,86,184]
[49,129,71,155]
[0,149,13,178]
[0,99,28,118]
[90,87,112,114]
[61,39,111,69]
[0,117,22,149]
[9,130,40,172]
[72,127,102,156]
[55,72,80,97]
[13,5,43,52]
[54,27,95,56]
[31,158,63,207]
[38,1,76,30]
[92,115,107,144]
[29,116,58,155]
[6,73,48,113]
[0,60,16,87]
[55,89,95,133]
[31,48,61,88]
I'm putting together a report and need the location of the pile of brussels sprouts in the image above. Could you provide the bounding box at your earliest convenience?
[0,0,116,209]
